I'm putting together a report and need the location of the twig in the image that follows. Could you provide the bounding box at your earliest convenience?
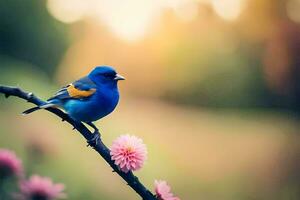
[0,85,157,200]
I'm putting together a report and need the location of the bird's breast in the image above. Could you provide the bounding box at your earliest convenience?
[63,88,119,122]
[93,89,119,112]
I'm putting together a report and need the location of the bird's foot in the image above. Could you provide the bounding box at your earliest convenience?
[87,131,101,147]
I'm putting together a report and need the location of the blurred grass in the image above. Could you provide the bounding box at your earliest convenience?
[1,71,300,200]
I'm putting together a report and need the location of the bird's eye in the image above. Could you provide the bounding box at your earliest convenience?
[103,73,115,78]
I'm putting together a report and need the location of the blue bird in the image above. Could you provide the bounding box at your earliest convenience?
[23,66,125,142]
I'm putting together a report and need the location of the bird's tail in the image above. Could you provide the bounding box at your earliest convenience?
[22,103,55,115]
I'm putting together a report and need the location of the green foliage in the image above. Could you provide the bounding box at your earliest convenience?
[163,36,272,108]
[0,0,68,78]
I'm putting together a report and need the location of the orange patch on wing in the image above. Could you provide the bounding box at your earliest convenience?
[67,84,96,98]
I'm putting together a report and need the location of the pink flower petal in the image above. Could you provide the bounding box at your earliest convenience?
[19,175,66,199]
[154,180,180,200]
[0,149,23,179]
[110,135,147,173]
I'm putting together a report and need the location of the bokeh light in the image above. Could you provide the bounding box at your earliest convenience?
[46,0,203,41]
[47,0,87,23]
[211,0,245,21]
[286,0,300,23]
[92,0,160,41]
[173,0,199,22]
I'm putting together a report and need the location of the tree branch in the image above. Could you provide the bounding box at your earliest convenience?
[0,85,156,200]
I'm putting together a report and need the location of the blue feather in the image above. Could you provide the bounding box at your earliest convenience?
[23,66,124,124]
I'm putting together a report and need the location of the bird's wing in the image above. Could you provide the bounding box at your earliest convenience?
[48,76,97,101]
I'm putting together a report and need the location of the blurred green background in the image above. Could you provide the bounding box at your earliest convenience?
[1,0,300,199]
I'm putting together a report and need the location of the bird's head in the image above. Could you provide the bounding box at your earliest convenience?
[88,66,125,87]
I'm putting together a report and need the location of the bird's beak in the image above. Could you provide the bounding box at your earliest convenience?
[114,74,125,81]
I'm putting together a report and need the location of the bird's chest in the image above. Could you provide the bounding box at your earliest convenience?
[92,90,119,112]
[64,89,119,122]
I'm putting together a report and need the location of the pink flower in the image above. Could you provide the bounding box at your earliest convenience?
[110,135,147,173]
[0,149,23,179]
[19,175,66,200]
[154,180,180,200]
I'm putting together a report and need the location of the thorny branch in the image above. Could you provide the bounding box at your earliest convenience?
[0,85,157,200]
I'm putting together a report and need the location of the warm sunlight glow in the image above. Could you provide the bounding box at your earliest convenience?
[47,0,202,41]
[286,0,300,23]
[47,0,87,23]
[173,1,199,22]
[93,0,160,41]
[211,0,244,21]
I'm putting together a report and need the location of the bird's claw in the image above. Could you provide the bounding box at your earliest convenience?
[87,131,101,147]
